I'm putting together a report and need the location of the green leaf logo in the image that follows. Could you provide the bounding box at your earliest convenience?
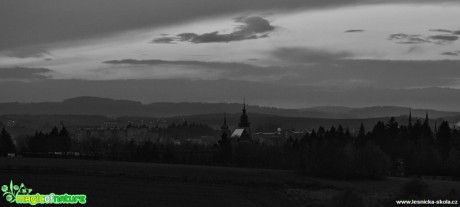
[2,180,33,203]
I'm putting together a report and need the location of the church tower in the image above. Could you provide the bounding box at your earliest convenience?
[231,99,251,141]
[238,101,250,129]
[221,113,230,137]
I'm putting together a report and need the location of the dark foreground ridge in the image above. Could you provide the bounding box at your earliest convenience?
[1,158,459,207]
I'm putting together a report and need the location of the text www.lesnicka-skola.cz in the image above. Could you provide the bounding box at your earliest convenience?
[396,200,458,205]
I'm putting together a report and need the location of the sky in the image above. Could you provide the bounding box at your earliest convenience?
[1,0,460,110]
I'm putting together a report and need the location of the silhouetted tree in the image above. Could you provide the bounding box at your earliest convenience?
[447,149,460,176]
[59,126,71,152]
[436,121,451,159]
[0,128,15,156]
[420,114,434,145]
[28,126,71,153]
[355,122,367,147]
[218,132,232,165]
[354,142,390,179]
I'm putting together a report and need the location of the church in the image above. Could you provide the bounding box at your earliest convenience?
[220,102,252,143]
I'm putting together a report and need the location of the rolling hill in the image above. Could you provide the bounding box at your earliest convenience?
[0,96,458,119]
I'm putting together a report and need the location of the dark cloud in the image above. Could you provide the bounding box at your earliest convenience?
[151,37,175,44]
[104,56,460,90]
[442,51,460,56]
[106,53,460,89]
[390,29,460,45]
[2,46,51,58]
[175,31,256,43]
[429,29,460,36]
[428,35,459,44]
[153,16,275,44]
[388,33,430,44]
[388,33,459,45]
[345,30,365,33]
[104,59,253,68]
[429,29,453,33]
[176,33,199,42]
[103,58,279,79]
[2,0,459,50]
[388,33,408,40]
[0,67,53,81]
[270,47,353,63]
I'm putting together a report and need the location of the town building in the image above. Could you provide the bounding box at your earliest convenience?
[74,125,158,143]
[230,102,252,142]
[220,101,308,145]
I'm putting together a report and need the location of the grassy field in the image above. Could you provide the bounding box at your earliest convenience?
[1,158,459,206]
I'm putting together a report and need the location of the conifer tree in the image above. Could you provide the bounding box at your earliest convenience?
[0,128,15,156]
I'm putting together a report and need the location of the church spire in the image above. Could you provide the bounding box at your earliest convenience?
[238,99,250,128]
[221,113,228,131]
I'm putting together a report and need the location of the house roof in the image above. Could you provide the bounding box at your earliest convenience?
[231,128,245,138]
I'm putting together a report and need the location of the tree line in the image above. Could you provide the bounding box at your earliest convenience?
[1,115,459,179]
[0,128,15,156]
[220,115,460,178]
[28,126,71,153]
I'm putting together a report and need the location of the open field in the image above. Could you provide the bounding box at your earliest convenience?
[1,158,459,206]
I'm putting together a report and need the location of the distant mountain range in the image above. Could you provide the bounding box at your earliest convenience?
[0,96,459,119]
